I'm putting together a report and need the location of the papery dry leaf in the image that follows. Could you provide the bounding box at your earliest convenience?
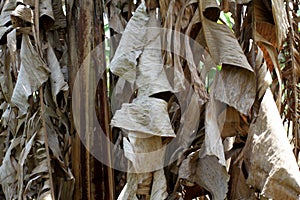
[7,29,18,82]
[136,10,172,97]
[150,169,168,200]
[243,89,300,199]
[118,170,168,200]
[17,132,37,199]
[202,17,253,72]
[219,106,247,138]
[227,159,257,199]
[45,121,64,164]
[111,96,175,137]
[179,153,229,200]
[0,45,14,102]
[200,97,227,166]
[117,173,139,200]
[271,0,289,48]
[11,35,50,115]
[0,25,13,44]
[214,66,256,115]
[47,43,68,107]
[39,0,55,28]
[108,4,127,33]
[124,135,165,173]
[162,0,186,93]
[110,2,148,83]
[254,0,289,48]
[184,7,209,103]
[119,134,168,199]
[0,136,21,199]
[167,92,200,165]
[0,0,17,26]
[255,31,282,109]
[11,4,33,25]
[252,45,272,100]
[111,77,135,114]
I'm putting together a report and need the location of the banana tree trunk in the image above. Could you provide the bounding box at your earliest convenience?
[67,0,115,199]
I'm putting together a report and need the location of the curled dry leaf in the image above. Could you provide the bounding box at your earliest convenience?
[11,4,33,25]
[202,17,253,72]
[201,95,227,166]
[136,9,173,97]
[111,96,175,138]
[227,156,257,199]
[252,45,273,100]
[110,2,148,83]
[255,31,282,109]
[118,170,168,200]
[39,0,55,28]
[198,12,256,115]
[0,137,21,200]
[243,89,300,199]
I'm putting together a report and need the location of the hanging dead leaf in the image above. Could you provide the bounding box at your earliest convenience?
[179,152,229,200]
[111,96,175,138]
[11,35,50,115]
[110,2,148,83]
[243,89,300,199]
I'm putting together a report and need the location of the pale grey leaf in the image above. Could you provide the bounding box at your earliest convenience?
[110,2,148,83]
[124,135,165,173]
[111,78,135,114]
[108,4,126,33]
[244,89,300,199]
[117,174,139,200]
[179,153,229,200]
[11,35,50,115]
[150,169,168,200]
[136,10,172,97]
[39,0,55,28]
[111,97,175,137]
[214,66,256,115]
[0,25,13,44]
[47,43,68,106]
[200,97,227,166]
[0,0,16,26]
